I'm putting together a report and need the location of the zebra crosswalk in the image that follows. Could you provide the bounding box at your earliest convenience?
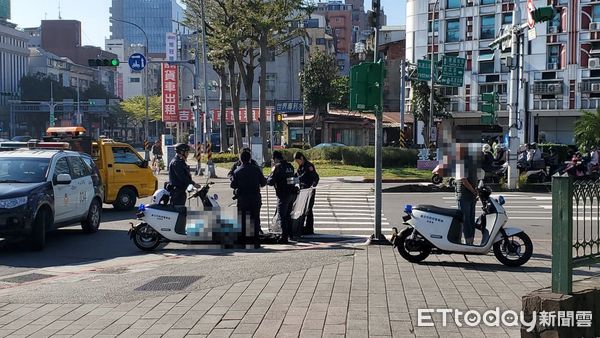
[259,179,387,237]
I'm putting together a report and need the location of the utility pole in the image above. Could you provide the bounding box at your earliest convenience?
[429,0,439,149]
[400,59,406,146]
[507,2,521,190]
[200,0,215,177]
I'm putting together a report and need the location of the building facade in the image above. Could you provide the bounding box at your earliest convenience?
[315,1,353,74]
[109,0,184,54]
[406,0,587,145]
[0,20,28,137]
[304,14,336,56]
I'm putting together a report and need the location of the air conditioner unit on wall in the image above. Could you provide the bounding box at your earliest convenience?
[592,83,600,92]
[590,58,600,69]
[591,22,600,31]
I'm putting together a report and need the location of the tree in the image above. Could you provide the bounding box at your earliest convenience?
[574,109,600,150]
[20,73,77,101]
[119,95,162,142]
[410,80,450,146]
[331,76,349,109]
[82,82,116,100]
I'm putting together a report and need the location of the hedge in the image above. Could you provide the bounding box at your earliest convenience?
[210,153,239,163]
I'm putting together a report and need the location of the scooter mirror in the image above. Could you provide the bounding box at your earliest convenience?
[477,180,484,189]
[187,184,194,192]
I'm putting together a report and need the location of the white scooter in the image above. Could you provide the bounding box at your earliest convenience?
[128,181,238,251]
[392,181,533,267]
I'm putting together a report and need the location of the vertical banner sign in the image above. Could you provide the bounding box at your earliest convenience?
[166,32,177,62]
[162,64,179,122]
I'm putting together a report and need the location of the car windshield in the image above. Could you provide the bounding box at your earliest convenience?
[0,158,50,183]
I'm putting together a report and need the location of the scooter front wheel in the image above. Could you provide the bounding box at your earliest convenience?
[493,232,533,267]
[395,228,431,263]
[432,174,443,185]
[133,224,162,251]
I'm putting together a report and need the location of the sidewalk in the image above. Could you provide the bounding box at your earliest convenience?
[1,240,598,337]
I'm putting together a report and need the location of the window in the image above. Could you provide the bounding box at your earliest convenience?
[481,0,495,5]
[447,0,460,9]
[54,158,70,180]
[266,74,277,93]
[112,147,142,164]
[481,15,495,39]
[547,45,560,66]
[66,156,88,179]
[0,158,49,184]
[304,19,319,28]
[479,50,495,74]
[428,20,439,33]
[480,83,506,95]
[502,13,513,25]
[316,38,325,45]
[446,19,460,42]
[594,5,600,22]
[129,77,141,83]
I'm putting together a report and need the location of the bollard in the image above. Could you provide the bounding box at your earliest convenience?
[195,142,203,176]
[399,130,406,148]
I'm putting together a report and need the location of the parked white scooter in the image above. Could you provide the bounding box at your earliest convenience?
[128,180,236,251]
[392,181,533,267]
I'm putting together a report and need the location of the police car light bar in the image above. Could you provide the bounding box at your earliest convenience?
[29,141,71,150]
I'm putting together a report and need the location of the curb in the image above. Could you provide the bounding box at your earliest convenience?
[382,183,552,193]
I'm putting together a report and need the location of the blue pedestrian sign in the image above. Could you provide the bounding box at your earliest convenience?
[128,53,147,71]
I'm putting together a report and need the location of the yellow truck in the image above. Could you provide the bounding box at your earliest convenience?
[45,127,157,210]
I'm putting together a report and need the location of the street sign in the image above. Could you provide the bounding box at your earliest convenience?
[527,0,536,29]
[528,26,537,41]
[128,53,147,71]
[438,56,465,87]
[275,101,303,113]
[417,60,432,81]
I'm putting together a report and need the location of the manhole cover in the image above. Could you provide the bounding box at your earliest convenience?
[135,276,201,291]
[0,273,54,284]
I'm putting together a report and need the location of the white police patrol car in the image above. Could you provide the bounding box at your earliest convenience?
[0,146,103,250]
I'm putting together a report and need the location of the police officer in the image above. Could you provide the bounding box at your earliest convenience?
[168,143,201,206]
[231,151,267,248]
[228,148,258,180]
[294,152,319,235]
[267,151,297,244]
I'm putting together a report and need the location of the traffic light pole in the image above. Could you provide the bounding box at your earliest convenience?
[429,0,439,149]
[507,3,521,190]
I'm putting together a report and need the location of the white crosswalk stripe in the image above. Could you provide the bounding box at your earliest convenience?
[259,180,385,237]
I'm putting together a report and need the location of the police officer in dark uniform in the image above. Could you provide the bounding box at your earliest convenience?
[168,143,201,206]
[267,151,297,244]
[228,148,258,180]
[294,152,319,235]
[231,151,267,248]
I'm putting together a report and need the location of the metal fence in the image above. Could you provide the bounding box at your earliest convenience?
[552,175,600,294]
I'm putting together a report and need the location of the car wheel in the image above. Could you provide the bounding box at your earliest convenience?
[82,198,102,233]
[30,209,50,251]
[113,187,136,211]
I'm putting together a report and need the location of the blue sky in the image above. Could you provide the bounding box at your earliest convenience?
[11,0,405,48]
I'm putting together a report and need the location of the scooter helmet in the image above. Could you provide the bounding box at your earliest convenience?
[175,143,190,154]
[482,144,491,153]
[478,185,492,201]
[152,189,170,205]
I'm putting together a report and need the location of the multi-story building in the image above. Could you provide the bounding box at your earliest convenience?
[109,0,184,55]
[0,18,28,137]
[315,1,353,74]
[406,0,588,145]
[304,14,336,56]
[379,26,406,112]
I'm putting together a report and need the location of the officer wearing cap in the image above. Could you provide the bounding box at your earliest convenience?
[168,143,201,206]
[267,151,297,244]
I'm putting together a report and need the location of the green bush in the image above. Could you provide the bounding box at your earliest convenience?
[210,153,239,163]
[308,146,418,168]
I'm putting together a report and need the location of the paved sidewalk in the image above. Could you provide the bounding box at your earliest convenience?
[0,240,599,338]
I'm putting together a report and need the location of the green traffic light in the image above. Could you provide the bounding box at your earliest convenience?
[111,59,119,66]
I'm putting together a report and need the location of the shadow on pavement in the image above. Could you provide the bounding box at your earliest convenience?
[417,260,599,277]
[0,228,143,269]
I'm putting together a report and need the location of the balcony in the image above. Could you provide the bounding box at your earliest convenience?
[533,99,564,110]
[579,81,600,93]
[531,81,563,95]
[581,98,600,110]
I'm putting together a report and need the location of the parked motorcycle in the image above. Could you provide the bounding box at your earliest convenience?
[392,181,533,267]
[128,180,235,251]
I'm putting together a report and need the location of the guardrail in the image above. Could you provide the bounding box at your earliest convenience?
[552,175,600,294]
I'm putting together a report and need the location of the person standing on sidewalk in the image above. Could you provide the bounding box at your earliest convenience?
[151,139,163,173]
[294,151,319,235]
[231,151,266,248]
[454,144,479,245]
[168,143,201,206]
[267,151,297,244]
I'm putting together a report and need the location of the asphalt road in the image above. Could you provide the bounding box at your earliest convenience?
[0,172,552,304]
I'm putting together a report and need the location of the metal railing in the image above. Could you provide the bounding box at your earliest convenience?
[552,175,600,294]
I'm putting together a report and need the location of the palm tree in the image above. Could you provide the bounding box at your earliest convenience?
[574,108,600,150]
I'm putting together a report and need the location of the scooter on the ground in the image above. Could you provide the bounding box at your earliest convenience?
[391,181,533,267]
[128,180,237,251]
[431,164,455,187]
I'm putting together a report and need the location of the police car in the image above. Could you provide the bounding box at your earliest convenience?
[0,143,103,250]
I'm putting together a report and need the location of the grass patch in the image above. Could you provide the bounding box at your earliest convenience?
[217,161,431,181]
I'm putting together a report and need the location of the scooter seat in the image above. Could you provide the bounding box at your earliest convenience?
[414,205,463,221]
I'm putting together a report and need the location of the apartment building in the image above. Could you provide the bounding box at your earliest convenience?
[406,0,584,145]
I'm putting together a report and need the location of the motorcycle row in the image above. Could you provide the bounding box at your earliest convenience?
[433,143,600,185]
